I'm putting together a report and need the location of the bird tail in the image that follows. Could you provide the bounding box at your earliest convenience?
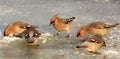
[104,23,119,28]
[110,23,119,27]
[68,17,76,22]
[65,17,76,24]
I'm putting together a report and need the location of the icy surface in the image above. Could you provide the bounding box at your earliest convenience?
[0,0,120,59]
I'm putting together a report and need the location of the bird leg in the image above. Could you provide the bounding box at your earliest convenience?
[54,32,60,36]
[65,30,70,38]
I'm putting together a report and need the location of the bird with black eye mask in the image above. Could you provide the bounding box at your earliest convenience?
[16,27,41,46]
[3,20,37,37]
[49,14,76,37]
[4,21,29,36]
[76,21,119,37]
[74,35,106,54]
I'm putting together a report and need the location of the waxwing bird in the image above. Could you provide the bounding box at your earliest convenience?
[16,27,41,46]
[74,35,106,53]
[77,21,119,37]
[3,21,36,36]
[49,14,76,37]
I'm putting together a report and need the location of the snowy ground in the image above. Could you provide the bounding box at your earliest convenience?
[0,0,120,59]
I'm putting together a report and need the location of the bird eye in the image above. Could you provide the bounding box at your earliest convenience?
[33,33,40,37]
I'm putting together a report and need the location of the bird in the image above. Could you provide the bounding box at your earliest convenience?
[76,21,119,37]
[49,14,76,37]
[3,21,36,36]
[15,27,41,46]
[74,35,106,53]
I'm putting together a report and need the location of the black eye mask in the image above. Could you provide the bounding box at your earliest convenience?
[24,32,39,38]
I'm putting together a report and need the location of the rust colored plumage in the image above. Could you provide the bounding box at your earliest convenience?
[4,21,29,36]
[3,21,36,36]
[77,21,119,37]
[49,14,76,37]
[74,35,106,53]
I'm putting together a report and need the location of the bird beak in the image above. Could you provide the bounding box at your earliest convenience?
[103,44,106,47]
[74,46,81,50]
